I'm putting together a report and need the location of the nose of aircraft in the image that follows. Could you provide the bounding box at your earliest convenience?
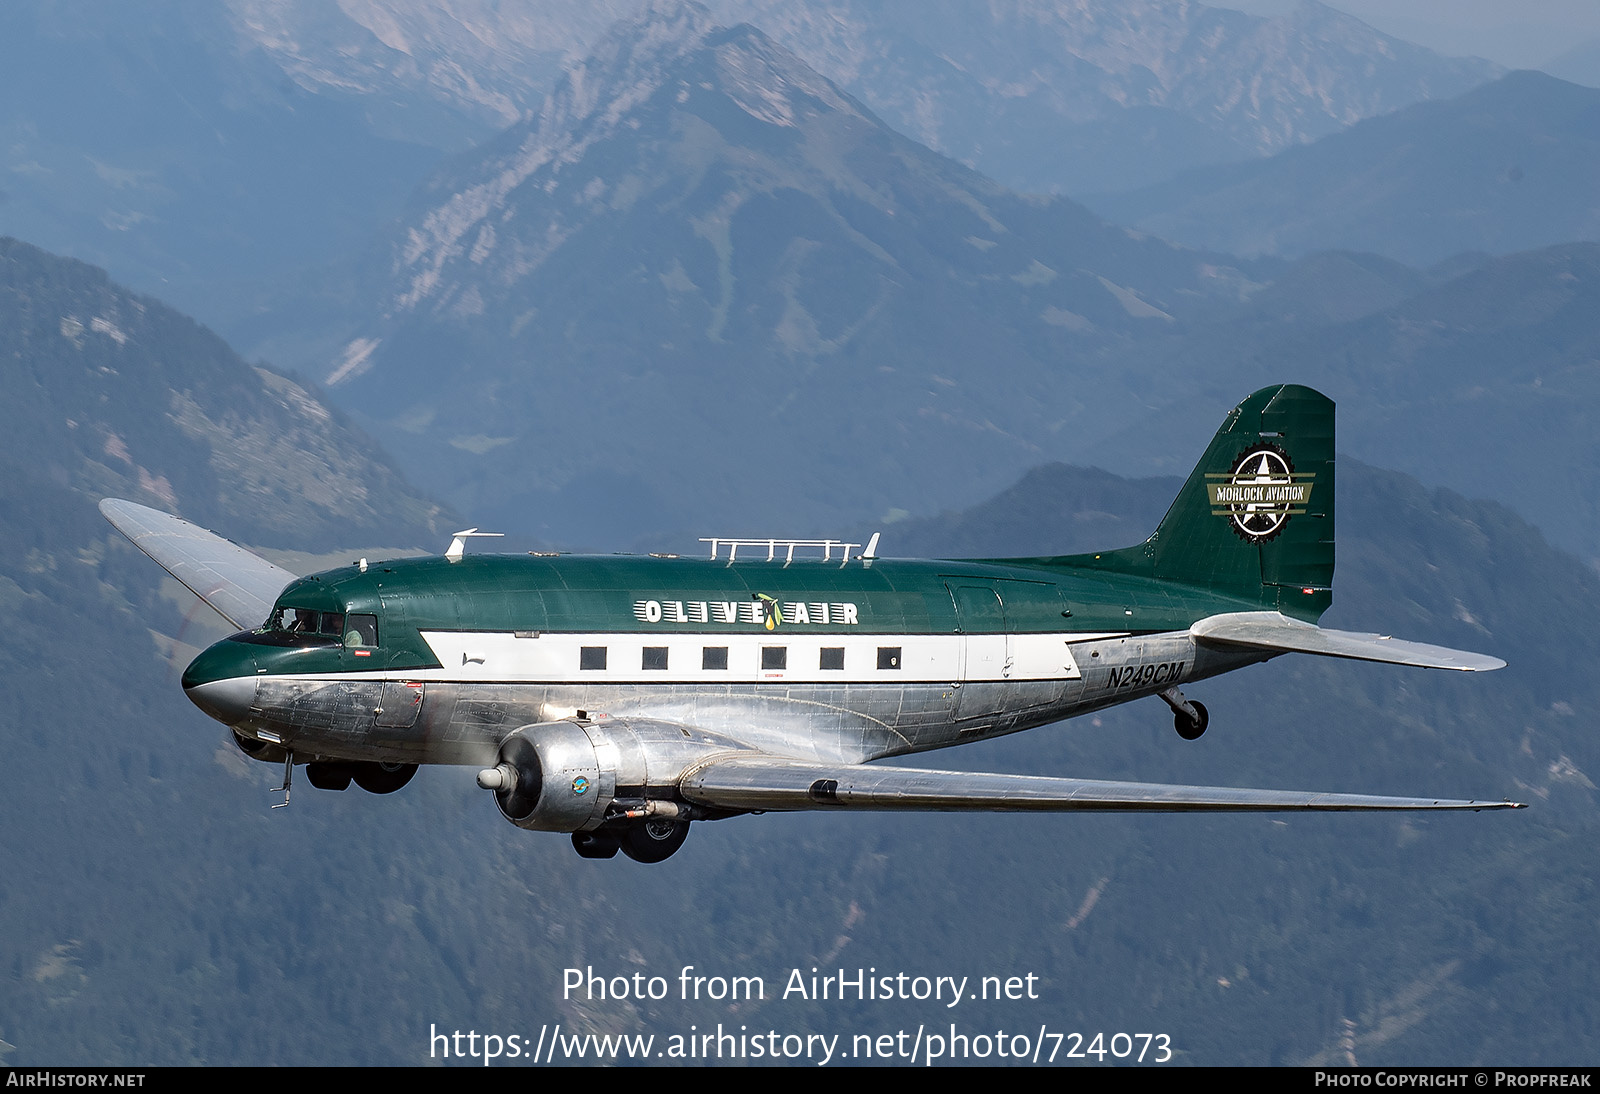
[182,640,259,726]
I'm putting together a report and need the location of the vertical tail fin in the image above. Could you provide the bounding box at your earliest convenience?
[1074,385,1335,621]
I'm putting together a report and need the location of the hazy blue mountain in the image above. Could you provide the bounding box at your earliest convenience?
[0,4,1589,1064]
[863,463,1183,562]
[1230,250,1439,327]
[1072,243,1600,564]
[1083,71,1600,266]
[0,237,448,547]
[871,459,1600,1064]
[225,1,1600,575]
[0,2,448,330]
[1272,244,1600,566]
[225,0,1504,196]
[712,0,1501,194]
[1541,36,1600,89]
[318,1,1272,547]
[222,0,642,145]
[5,358,1595,1063]
[0,0,1501,344]
[0,241,1584,1060]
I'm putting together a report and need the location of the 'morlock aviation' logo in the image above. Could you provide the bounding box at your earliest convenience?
[1206,443,1314,543]
[633,598,860,626]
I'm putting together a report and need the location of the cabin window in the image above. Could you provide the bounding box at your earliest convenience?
[580,646,607,670]
[702,646,728,670]
[642,646,668,670]
[761,646,787,670]
[344,614,378,647]
[820,647,845,670]
[877,646,901,670]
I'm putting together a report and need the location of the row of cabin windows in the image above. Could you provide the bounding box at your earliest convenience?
[578,646,902,671]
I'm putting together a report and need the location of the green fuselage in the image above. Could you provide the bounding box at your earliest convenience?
[183,552,1272,767]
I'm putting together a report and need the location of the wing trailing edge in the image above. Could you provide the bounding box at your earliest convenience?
[1191,611,1505,671]
[100,499,295,631]
[680,756,1523,814]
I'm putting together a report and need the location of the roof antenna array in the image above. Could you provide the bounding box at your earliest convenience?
[699,537,874,564]
[446,528,505,563]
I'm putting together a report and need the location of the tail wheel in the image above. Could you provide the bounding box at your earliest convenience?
[1174,700,1209,741]
[353,761,418,794]
[619,818,689,863]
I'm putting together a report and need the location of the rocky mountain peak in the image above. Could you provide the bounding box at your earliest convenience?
[546,0,719,132]
[717,0,1500,191]
[388,0,868,322]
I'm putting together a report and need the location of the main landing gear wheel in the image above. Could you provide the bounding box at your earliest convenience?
[619,818,690,863]
[1174,700,1209,741]
[352,761,417,794]
[306,762,353,791]
[572,831,622,859]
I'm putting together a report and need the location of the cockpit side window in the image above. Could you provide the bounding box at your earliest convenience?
[345,614,379,648]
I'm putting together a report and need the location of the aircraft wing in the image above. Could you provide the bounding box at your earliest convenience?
[1191,611,1505,672]
[100,499,295,631]
[679,755,1522,813]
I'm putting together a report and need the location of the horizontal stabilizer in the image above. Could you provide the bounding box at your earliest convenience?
[100,499,295,631]
[680,756,1522,813]
[1191,611,1505,672]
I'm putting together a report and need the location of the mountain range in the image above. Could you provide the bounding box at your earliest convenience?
[9,0,1593,559]
[0,0,1503,336]
[1074,241,1600,563]
[0,237,447,549]
[1083,69,1600,266]
[1,0,1598,1066]
[706,0,1501,194]
[227,0,1503,194]
[3,246,1594,1060]
[325,2,1273,545]
[291,4,1600,569]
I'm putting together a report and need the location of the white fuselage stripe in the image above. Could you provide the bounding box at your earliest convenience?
[404,630,1125,685]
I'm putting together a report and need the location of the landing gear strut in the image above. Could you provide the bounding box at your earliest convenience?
[1160,686,1209,741]
[272,750,294,808]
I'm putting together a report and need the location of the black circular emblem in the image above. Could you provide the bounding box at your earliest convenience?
[1223,443,1297,543]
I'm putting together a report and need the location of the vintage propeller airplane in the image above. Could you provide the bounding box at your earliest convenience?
[103,385,1520,863]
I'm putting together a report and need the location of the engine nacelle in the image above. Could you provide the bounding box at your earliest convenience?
[483,721,622,832]
[480,717,746,833]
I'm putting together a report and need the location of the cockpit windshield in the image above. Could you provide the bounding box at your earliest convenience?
[262,607,378,648]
